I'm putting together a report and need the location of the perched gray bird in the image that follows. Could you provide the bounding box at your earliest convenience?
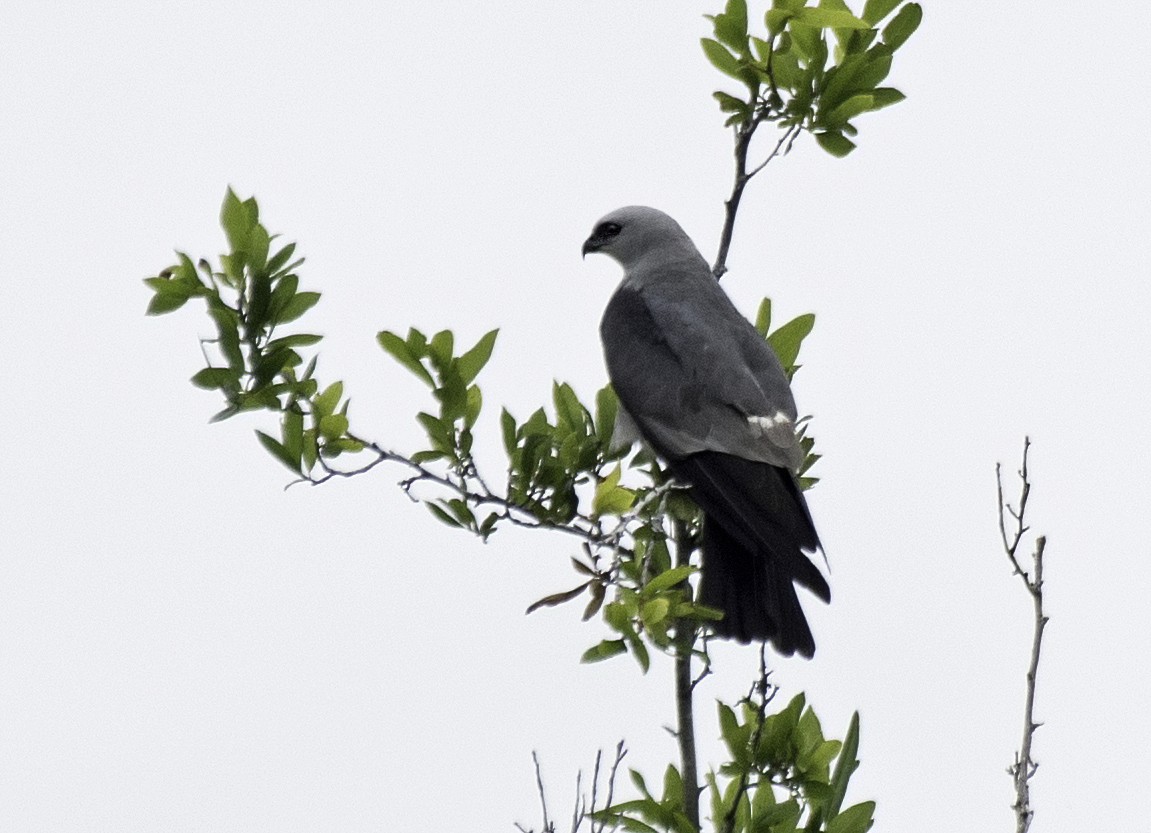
[583,206,829,658]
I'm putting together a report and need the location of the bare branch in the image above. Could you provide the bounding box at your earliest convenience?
[996,437,1048,833]
[532,751,553,833]
[596,741,628,833]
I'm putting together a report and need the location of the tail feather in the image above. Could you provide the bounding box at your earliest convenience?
[698,521,816,657]
[669,451,827,657]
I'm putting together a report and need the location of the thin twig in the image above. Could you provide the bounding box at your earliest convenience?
[308,437,635,556]
[745,122,803,180]
[598,741,627,833]
[721,644,775,833]
[996,437,1048,833]
[531,750,553,833]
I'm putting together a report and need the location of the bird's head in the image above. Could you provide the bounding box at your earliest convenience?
[581,206,695,269]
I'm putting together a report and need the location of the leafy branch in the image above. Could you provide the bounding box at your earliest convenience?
[703,0,922,276]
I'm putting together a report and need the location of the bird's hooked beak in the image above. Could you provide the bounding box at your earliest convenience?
[581,236,600,259]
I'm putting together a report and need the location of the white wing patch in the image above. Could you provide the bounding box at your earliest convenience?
[747,411,796,447]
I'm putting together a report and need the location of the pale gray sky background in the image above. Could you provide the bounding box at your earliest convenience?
[2,2,1149,830]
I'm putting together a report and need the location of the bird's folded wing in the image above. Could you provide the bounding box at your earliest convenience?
[602,281,803,470]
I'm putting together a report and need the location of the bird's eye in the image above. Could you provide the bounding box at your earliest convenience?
[597,222,622,238]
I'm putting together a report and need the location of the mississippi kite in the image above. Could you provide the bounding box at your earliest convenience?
[582,206,829,658]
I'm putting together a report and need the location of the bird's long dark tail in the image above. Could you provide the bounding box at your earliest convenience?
[670,451,828,658]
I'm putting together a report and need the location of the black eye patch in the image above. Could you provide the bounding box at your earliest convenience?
[596,222,622,238]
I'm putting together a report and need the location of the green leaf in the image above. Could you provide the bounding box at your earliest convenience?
[220,187,255,253]
[882,2,921,49]
[594,385,619,451]
[553,382,587,433]
[593,465,636,516]
[827,801,875,833]
[852,47,894,90]
[464,385,483,429]
[815,130,856,157]
[318,413,349,442]
[645,565,695,594]
[265,333,323,352]
[267,273,300,321]
[425,502,461,529]
[824,93,878,126]
[416,412,452,453]
[788,21,825,65]
[629,635,650,672]
[870,86,906,108]
[824,712,861,819]
[712,0,749,53]
[457,329,499,384]
[795,7,870,29]
[581,639,628,664]
[266,241,297,275]
[274,291,321,325]
[377,330,435,386]
[500,408,518,456]
[765,8,794,36]
[640,598,670,626]
[314,381,343,417]
[145,290,190,315]
[256,430,300,473]
[767,313,815,370]
[604,600,631,633]
[205,304,243,372]
[246,222,270,274]
[190,367,241,390]
[755,297,772,336]
[862,0,901,24]
[435,370,468,422]
[282,408,304,460]
[718,703,746,760]
[760,798,803,830]
[701,37,743,79]
[714,90,752,117]
[429,329,454,365]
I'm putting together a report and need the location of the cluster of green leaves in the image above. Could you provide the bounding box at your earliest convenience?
[499,382,626,526]
[377,326,501,536]
[592,694,869,833]
[711,695,870,833]
[703,0,921,155]
[145,188,362,476]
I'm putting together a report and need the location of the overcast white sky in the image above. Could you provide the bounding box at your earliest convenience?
[2,2,1149,831]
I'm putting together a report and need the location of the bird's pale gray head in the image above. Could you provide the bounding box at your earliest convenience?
[582,206,696,269]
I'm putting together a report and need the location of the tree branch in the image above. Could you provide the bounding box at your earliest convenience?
[996,437,1048,833]
[671,518,701,831]
[713,122,758,280]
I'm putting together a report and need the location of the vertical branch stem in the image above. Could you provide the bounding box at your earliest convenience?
[996,437,1048,833]
[672,518,700,831]
[1014,536,1046,833]
[713,124,756,280]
